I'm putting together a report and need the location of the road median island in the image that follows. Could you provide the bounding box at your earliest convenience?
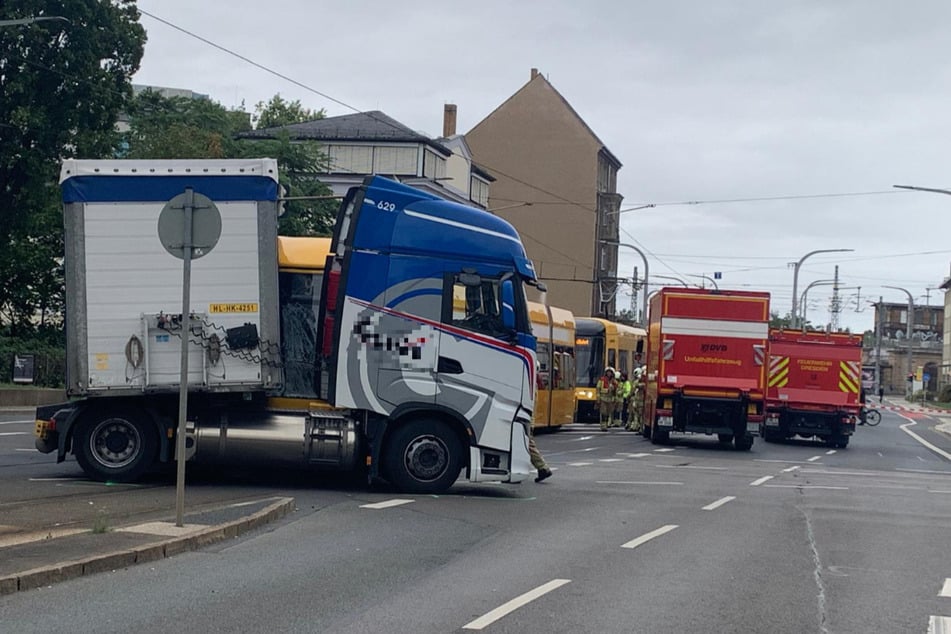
[0,496,295,596]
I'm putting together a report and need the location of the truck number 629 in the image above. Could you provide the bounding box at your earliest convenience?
[377,200,397,212]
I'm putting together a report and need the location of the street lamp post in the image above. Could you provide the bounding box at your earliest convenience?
[689,274,719,290]
[790,248,854,328]
[798,279,835,328]
[883,285,915,395]
[600,240,648,327]
[0,16,70,27]
[652,275,690,287]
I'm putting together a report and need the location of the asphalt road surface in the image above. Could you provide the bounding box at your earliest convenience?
[1,407,950,633]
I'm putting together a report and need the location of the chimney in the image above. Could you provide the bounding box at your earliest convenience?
[531,68,539,80]
[442,103,457,137]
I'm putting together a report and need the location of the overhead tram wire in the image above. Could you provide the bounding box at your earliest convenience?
[137,11,913,221]
[138,10,928,290]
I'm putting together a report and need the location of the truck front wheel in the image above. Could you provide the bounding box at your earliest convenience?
[74,408,158,482]
[734,434,753,451]
[384,419,463,493]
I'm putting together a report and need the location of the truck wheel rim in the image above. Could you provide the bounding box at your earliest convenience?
[89,418,140,469]
[403,435,449,482]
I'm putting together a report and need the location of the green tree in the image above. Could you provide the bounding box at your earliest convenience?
[615,308,638,325]
[253,94,324,129]
[123,91,336,236]
[0,1,145,339]
[769,311,796,329]
[123,90,251,159]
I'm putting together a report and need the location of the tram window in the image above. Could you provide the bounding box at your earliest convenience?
[608,349,616,370]
[619,350,629,375]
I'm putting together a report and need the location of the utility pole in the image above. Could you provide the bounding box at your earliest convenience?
[875,296,884,394]
[830,265,841,331]
[883,285,915,396]
[632,266,639,319]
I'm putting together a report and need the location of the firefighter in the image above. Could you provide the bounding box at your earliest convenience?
[627,366,645,432]
[597,367,618,431]
[618,372,633,428]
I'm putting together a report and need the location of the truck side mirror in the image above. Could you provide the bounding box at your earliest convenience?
[501,279,516,330]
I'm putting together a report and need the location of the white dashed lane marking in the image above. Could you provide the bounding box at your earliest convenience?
[940,578,951,598]
[807,456,822,462]
[928,615,951,633]
[599,458,624,463]
[463,579,571,630]
[597,481,683,486]
[825,450,837,455]
[360,499,414,510]
[653,448,676,453]
[764,485,848,490]
[702,496,736,511]
[621,524,679,549]
[567,462,593,467]
[782,466,801,473]
[750,476,774,487]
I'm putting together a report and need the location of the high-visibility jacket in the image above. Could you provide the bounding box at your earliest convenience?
[597,376,617,400]
[619,379,632,400]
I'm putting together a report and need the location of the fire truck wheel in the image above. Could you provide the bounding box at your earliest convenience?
[384,419,463,494]
[761,429,777,443]
[74,407,158,483]
[717,433,734,444]
[733,434,753,451]
[650,425,669,445]
[830,436,849,449]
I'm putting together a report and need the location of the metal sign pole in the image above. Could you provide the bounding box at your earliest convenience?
[157,187,221,528]
[175,189,195,527]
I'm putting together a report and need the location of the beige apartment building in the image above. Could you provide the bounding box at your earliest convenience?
[464,69,624,319]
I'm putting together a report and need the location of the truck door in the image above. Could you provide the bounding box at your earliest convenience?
[438,271,529,442]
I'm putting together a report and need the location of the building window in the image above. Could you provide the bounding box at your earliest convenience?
[374,146,417,175]
[470,177,489,207]
[423,149,447,180]
[597,154,618,193]
[327,144,372,174]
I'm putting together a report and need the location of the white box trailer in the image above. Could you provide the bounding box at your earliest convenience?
[60,159,282,396]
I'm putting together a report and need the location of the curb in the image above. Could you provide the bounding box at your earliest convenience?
[0,496,295,596]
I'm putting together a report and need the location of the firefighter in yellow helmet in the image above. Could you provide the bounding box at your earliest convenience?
[597,367,618,431]
[627,366,645,432]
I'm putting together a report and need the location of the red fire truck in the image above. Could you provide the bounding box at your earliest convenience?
[643,288,770,450]
[762,328,863,448]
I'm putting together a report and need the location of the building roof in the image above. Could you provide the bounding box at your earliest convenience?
[468,71,622,168]
[437,134,496,181]
[239,110,452,155]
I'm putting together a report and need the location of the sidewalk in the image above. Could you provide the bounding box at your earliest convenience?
[0,496,295,595]
[876,397,951,416]
[876,397,951,439]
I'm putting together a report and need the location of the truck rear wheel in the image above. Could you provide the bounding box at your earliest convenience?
[74,407,158,482]
[650,424,669,445]
[734,434,753,451]
[384,419,463,494]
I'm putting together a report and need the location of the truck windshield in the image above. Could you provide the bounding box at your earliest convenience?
[450,274,532,338]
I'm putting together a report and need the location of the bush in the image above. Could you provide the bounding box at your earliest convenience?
[0,337,66,388]
[909,390,934,403]
[939,384,951,404]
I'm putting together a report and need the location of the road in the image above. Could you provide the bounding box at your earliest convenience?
[1,407,950,633]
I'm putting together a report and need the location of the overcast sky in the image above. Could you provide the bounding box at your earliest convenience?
[132,0,951,333]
